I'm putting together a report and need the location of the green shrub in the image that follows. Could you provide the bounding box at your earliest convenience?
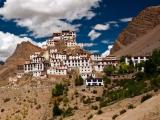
[128,104,135,109]
[135,72,146,81]
[36,104,41,110]
[103,65,115,75]
[83,97,91,104]
[151,75,160,88]
[97,109,103,114]
[103,76,111,86]
[63,107,74,117]
[92,90,97,94]
[1,109,4,112]
[91,105,98,110]
[87,114,93,120]
[112,114,118,120]
[3,98,11,103]
[52,84,64,97]
[74,106,78,110]
[52,102,63,116]
[99,99,108,108]
[120,109,126,115]
[95,97,101,101]
[75,75,84,86]
[141,94,152,103]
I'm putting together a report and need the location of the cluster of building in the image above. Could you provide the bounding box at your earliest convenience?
[16,30,149,86]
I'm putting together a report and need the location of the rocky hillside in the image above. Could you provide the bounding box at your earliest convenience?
[48,40,90,56]
[0,41,42,84]
[117,94,160,120]
[6,41,42,66]
[111,6,160,57]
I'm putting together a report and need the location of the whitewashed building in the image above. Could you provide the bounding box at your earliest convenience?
[52,33,62,40]
[125,56,149,66]
[24,63,44,76]
[94,64,105,72]
[50,49,58,53]
[30,52,41,60]
[68,55,81,60]
[66,40,77,47]
[63,59,90,68]
[50,59,61,67]
[81,73,95,80]
[91,54,102,61]
[50,53,67,60]
[105,56,117,61]
[47,66,67,76]
[31,57,45,63]
[47,39,55,47]
[85,78,104,86]
[79,65,93,74]
[61,30,76,40]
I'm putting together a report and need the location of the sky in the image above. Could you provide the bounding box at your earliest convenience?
[0,0,160,61]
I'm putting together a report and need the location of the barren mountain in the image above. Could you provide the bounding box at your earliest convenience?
[0,41,42,85]
[111,6,160,57]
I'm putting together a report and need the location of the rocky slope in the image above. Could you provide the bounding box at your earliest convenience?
[111,6,160,57]
[117,94,160,120]
[0,41,42,85]
[6,41,42,66]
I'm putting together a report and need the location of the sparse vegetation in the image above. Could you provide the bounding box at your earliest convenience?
[3,98,11,103]
[97,109,103,114]
[83,97,91,104]
[87,114,93,120]
[91,105,98,110]
[52,102,63,116]
[92,90,97,94]
[120,109,126,115]
[141,94,152,103]
[63,107,74,117]
[75,75,84,86]
[52,83,65,97]
[1,108,4,112]
[104,65,115,75]
[128,104,135,109]
[112,114,119,120]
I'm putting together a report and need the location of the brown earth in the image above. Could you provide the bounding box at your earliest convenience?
[111,5,160,56]
[0,41,42,85]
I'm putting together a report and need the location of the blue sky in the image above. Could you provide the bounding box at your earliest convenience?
[0,0,160,60]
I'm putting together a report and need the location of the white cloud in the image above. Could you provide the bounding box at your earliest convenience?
[120,17,132,22]
[101,40,109,44]
[101,45,113,58]
[94,23,110,31]
[88,30,101,40]
[0,0,101,38]
[37,41,47,47]
[89,50,99,53]
[83,43,97,47]
[101,40,114,44]
[0,31,45,61]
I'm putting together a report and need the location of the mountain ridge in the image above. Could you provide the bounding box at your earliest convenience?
[110,5,160,57]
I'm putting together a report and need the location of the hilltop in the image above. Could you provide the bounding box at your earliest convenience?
[0,41,42,85]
